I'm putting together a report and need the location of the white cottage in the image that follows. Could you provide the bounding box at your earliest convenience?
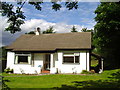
[6,31,91,74]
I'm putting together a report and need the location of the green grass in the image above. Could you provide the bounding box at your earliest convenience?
[2,69,120,89]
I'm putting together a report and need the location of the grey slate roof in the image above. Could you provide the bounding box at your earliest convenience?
[6,32,91,51]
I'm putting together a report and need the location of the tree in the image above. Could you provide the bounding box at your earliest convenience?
[1,1,78,34]
[71,26,78,32]
[81,28,94,32]
[25,31,35,34]
[43,26,56,34]
[81,28,95,51]
[0,46,7,60]
[81,28,87,32]
[94,2,120,69]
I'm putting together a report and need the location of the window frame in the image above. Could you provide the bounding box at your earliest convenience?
[14,52,31,65]
[63,52,80,64]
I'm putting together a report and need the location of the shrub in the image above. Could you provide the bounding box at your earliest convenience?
[90,70,95,73]
[4,68,13,73]
[81,70,94,74]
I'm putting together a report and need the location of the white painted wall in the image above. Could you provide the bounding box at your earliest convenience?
[87,51,90,71]
[7,50,90,74]
[12,64,40,74]
[7,52,43,74]
[6,51,15,69]
[57,52,63,73]
[80,51,87,71]
[50,50,90,74]
[50,53,58,73]
[34,53,43,68]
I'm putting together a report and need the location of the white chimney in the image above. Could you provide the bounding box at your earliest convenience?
[35,27,41,35]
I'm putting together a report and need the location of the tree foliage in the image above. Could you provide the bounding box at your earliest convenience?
[1,2,26,34]
[43,26,56,34]
[25,26,55,34]
[0,46,7,60]
[81,28,95,50]
[1,1,78,34]
[81,28,87,32]
[71,25,78,32]
[81,28,94,32]
[25,31,35,34]
[94,2,120,69]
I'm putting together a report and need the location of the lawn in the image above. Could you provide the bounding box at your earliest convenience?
[2,69,120,89]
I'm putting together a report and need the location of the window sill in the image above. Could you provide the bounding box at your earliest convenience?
[14,63,31,65]
[62,63,80,65]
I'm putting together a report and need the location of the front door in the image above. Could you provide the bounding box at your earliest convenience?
[44,54,50,70]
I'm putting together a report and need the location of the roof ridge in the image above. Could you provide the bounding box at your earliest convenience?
[23,32,91,36]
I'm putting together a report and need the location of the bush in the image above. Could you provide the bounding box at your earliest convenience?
[90,70,95,73]
[81,70,95,74]
[4,68,13,73]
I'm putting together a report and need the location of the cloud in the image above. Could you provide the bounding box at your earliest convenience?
[21,19,83,33]
[1,18,83,47]
[0,2,99,47]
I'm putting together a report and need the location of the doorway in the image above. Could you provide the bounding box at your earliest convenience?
[43,54,50,71]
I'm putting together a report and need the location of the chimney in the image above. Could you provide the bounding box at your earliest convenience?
[35,27,41,35]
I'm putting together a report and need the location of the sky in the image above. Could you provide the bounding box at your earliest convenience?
[1,2,100,47]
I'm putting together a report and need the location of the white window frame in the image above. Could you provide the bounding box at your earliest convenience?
[63,53,80,64]
[14,52,31,64]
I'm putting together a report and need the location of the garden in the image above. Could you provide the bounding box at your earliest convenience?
[2,69,120,89]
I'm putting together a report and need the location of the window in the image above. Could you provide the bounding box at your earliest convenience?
[63,53,80,63]
[63,56,74,63]
[15,52,31,64]
[18,56,28,63]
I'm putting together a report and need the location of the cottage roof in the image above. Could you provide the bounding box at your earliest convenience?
[6,32,91,51]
